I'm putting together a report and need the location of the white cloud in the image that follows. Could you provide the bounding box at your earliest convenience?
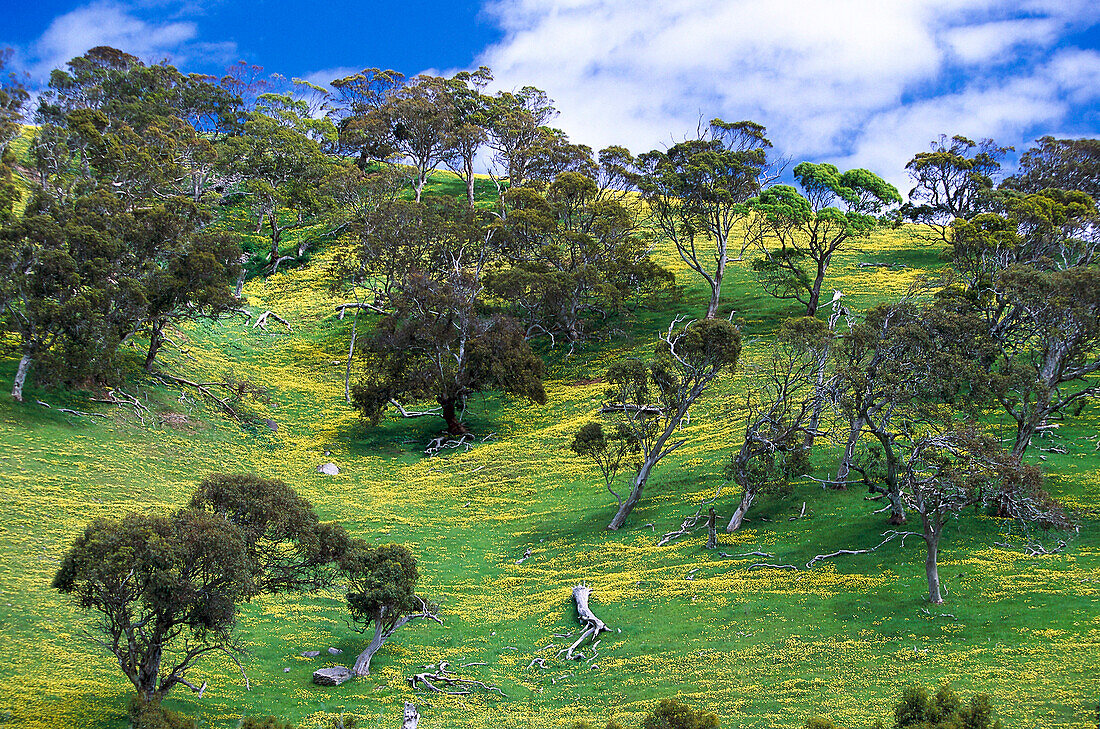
[476,0,1099,189]
[23,0,234,81]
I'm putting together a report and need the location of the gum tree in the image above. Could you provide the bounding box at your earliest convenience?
[591,318,741,529]
[752,163,901,317]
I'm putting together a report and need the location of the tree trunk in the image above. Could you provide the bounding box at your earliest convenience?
[11,354,30,402]
[835,415,865,485]
[806,263,826,317]
[726,487,755,532]
[465,158,476,210]
[607,458,654,530]
[438,397,470,436]
[705,258,725,319]
[1011,417,1038,458]
[804,350,831,448]
[922,518,943,604]
[706,507,717,548]
[403,704,420,729]
[144,324,164,372]
[353,617,387,676]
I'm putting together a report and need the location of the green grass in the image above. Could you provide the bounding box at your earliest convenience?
[0,179,1097,729]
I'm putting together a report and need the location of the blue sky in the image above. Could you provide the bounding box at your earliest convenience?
[3,0,1099,191]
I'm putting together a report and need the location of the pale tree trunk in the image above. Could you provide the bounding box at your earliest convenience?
[726,488,755,532]
[11,354,31,402]
[922,514,944,604]
[403,704,420,729]
[607,460,652,530]
[353,616,388,677]
[835,416,865,484]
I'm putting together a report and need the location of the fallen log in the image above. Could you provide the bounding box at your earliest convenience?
[253,310,292,332]
[559,585,610,661]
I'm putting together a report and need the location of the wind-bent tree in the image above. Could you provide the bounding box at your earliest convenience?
[342,543,440,676]
[594,318,741,529]
[831,298,981,522]
[635,119,773,319]
[1002,136,1100,202]
[901,134,1011,243]
[725,317,824,531]
[53,509,256,703]
[902,428,1069,603]
[752,163,901,317]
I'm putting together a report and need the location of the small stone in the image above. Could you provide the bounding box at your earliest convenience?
[300,650,321,658]
[264,419,278,432]
[283,667,291,673]
[313,666,353,686]
[327,647,343,655]
[317,463,339,475]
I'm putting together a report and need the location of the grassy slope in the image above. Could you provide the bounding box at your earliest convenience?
[0,173,1097,729]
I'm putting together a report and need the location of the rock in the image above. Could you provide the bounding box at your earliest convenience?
[300,650,321,658]
[327,647,343,655]
[313,666,353,686]
[264,419,278,432]
[283,667,291,673]
[317,462,339,475]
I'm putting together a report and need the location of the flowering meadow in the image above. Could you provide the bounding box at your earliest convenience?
[0,181,1097,729]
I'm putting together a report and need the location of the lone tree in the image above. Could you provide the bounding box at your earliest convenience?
[342,542,440,676]
[585,317,741,530]
[54,474,351,704]
[752,163,901,317]
[570,421,639,514]
[724,317,825,531]
[902,428,1070,604]
[901,134,1010,243]
[634,119,774,319]
[53,509,255,703]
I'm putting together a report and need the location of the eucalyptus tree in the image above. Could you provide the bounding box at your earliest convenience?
[635,119,774,319]
[342,542,440,676]
[1002,136,1100,202]
[583,318,741,530]
[901,134,1011,243]
[486,86,558,188]
[950,188,1100,456]
[486,170,672,348]
[442,67,493,209]
[231,92,341,272]
[724,317,827,531]
[351,197,546,435]
[751,163,901,317]
[55,474,354,703]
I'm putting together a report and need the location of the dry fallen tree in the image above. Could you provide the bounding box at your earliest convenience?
[408,662,506,697]
[558,585,610,661]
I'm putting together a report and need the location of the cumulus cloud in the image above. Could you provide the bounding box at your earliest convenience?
[476,0,1099,188]
[22,0,235,81]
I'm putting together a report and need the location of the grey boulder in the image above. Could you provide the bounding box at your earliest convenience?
[313,666,353,686]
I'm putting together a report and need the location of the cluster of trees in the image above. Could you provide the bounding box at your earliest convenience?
[573,133,1093,605]
[54,473,436,716]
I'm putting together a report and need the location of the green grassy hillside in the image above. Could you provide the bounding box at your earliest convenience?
[0,175,1097,729]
